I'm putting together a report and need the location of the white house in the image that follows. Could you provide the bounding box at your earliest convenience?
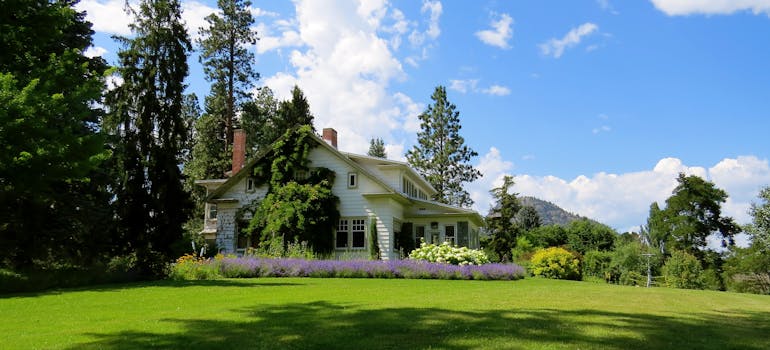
[196,128,483,260]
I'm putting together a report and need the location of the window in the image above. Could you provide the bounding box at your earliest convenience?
[207,204,218,220]
[294,170,308,181]
[246,177,257,192]
[402,177,419,198]
[336,220,349,248]
[415,225,425,248]
[348,172,358,188]
[336,218,366,249]
[445,225,455,245]
[351,219,365,248]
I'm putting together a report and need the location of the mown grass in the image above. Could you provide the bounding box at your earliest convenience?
[1,277,769,349]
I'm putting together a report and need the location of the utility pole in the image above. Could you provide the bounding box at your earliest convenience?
[642,253,654,287]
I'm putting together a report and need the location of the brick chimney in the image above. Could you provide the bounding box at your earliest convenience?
[232,129,246,176]
[322,128,337,149]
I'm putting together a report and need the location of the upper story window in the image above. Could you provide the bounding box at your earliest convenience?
[294,170,308,181]
[402,177,420,199]
[246,177,257,192]
[348,172,358,188]
[207,203,218,220]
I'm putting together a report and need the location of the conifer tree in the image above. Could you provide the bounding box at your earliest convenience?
[406,86,481,207]
[105,0,192,276]
[368,138,387,158]
[198,0,259,149]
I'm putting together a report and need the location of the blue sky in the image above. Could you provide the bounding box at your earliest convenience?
[77,0,770,236]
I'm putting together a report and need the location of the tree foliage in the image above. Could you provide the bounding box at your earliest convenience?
[564,219,616,254]
[197,0,258,148]
[105,0,193,276]
[516,206,542,232]
[407,86,481,207]
[368,138,387,158]
[0,0,109,268]
[484,176,521,262]
[647,173,739,264]
[244,126,339,254]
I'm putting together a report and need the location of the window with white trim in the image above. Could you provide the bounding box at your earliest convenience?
[348,172,358,188]
[207,203,218,220]
[336,218,366,249]
[444,225,456,245]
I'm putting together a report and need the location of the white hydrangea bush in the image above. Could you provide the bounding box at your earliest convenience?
[408,242,490,266]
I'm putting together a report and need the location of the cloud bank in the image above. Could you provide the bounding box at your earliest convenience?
[469,152,770,233]
[650,0,770,16]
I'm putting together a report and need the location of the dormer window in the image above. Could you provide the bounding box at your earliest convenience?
[246,177,257,192]
[348,172,358,188]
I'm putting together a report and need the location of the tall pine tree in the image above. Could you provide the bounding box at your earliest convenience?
[197,0,258,152]
[105,0,192,276]
[406,86,481,207]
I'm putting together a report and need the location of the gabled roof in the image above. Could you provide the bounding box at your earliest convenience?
[203,128,399,201]
[199,127,482,223]
[344,153,437,196]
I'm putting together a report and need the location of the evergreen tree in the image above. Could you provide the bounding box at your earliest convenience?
[105,0,193,276]
[368,138,387,158]
[277,85,315,131]
[0,0,109,268]
[197,0,259,149]
[516,206,542,232]
[241,86,280,156]
[485,176,521,261]
[647,173,739,265]
[406,86,481,207]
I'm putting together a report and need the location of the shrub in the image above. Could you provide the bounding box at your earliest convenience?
[583,250,612,280]
[662,250,704,289]
[530,247,581,280]
[408,242,490,265]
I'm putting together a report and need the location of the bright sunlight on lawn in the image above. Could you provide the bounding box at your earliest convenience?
[2,278,769,349]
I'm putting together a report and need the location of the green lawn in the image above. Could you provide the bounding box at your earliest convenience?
[1,278,769,349]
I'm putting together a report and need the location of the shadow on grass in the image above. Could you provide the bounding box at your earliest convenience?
[70,300,770,350]
[0,279,304,299]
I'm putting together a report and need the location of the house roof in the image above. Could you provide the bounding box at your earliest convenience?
[199,127,482,223]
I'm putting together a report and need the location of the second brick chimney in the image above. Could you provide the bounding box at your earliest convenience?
[232,129,246,176]
[322,128,338,149]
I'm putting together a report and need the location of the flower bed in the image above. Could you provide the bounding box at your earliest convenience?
[170,255,525,281]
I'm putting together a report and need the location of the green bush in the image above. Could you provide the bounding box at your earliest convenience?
[530,247,581,280]
[583,250,612,280]
[662,250,704,289]
[408,242,490,265]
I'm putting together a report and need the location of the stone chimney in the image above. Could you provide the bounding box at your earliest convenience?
[232,129,246,176]
[322,128,337,149]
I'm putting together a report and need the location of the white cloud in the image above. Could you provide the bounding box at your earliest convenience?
[650,0,770,16]
[475,13,514,49]
[449,79,510,96]
[468,147,515,214]
[84,46,108,58]
[539,22,599,58]
[592,125,611,134]
[75,0,132,36]
[262,0,431,156]
[76,0,218,41]
[469,154,770,236]
[481,85,511,96]
[448,79,479,94]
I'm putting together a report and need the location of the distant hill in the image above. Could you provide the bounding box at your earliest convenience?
[519,196,595,226]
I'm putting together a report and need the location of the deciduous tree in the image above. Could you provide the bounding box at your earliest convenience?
[0,0,109,268]
[647,173,739,265]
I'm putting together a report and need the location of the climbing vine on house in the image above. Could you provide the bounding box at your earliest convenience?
[242,126,340,254]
